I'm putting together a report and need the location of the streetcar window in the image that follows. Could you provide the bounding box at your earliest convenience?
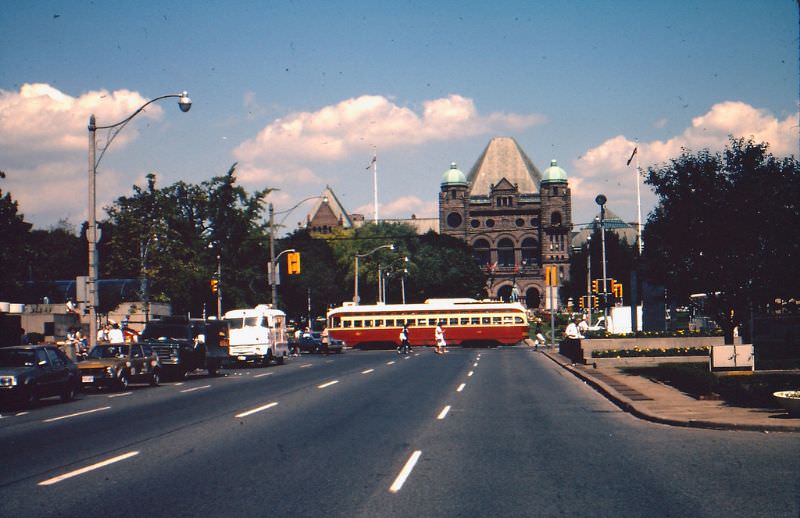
[471,317,480,325]
[332,317,341,328]
[375,319,384,327]
[354,320,363,328]
[449,318,458,326]
[364,320,372,327]
[461,318,469,325]
[343,320,351,328]
[493,317,502,324]
[515,316,524,324]
[503,316,513,324]
[418,319,427,326]
[482,317,491,324]
[428,318,437,326]
[386,319,394,327]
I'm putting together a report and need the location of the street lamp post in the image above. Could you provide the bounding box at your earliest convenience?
[595,195,609,324]
[353,244,394,305]
[268,195,327,308]
[401,256,409,304]
[87,91,191,348]
[586,234,592,325]
[139,234,158,324]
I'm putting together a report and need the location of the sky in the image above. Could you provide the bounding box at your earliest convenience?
[1,0,798,232]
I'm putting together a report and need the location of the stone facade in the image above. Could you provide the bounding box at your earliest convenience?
[438,137,572,308]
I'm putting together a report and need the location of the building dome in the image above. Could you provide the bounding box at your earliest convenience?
[441,162,468,187]
[541,159,568,184]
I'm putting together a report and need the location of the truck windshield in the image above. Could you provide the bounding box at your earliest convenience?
[227,318,244,330]
[140,325,191,340]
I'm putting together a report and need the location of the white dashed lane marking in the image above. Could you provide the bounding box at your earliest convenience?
[437,405,451,420]
[180,385,211,393]
[43,406,111,423]
[235,401,278,418]
[107,392,132,398]
[38,451,139,486]
[254,372,273,378]
[362,369,374,374]
[389,450,422,493]
[318,380,339,389]
[456,383,466,393]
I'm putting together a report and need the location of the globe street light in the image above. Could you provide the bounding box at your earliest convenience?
[268,195,328,308]
[353,244,395,305]
[87,91,191,348]
[595,194,609,324]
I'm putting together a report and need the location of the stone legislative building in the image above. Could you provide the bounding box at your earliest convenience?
[438,137,573,308]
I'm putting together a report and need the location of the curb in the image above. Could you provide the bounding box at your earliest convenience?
[539,351,800,433]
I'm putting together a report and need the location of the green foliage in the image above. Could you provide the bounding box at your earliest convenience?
[592,346,710,358]
[0,174,33,289]
[642,136,800,343]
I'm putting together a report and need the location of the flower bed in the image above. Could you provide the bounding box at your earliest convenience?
[592,346,710,358]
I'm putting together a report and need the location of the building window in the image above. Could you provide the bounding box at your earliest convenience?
[530,217,539,226]
[471,219,480,228]
[447,212,463,228]
[521,237,539,266]
[515,218,525,227]
[550,212,562,226]
[485,219,495,228]
[497,238,515,267]
[472,238,491,265]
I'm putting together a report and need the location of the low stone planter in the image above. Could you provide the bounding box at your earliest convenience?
[590,356,708,368]
[773,390,800,416]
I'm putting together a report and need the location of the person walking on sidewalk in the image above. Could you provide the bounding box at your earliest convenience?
[399,324,411,355]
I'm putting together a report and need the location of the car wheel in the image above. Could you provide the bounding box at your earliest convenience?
[207,363,218,377]
[277,354,286,365]
[150,369,160,387]
[60,382,77,402]
[118,372,129,391]
[24,385,39,407]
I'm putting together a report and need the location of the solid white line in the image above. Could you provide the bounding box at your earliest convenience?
[107,392,132,398]
[456,383,466,392]
[16,411,29,416]
[318,380,339,389]
[362,369,374,374]
[437,405,451,420]
[389,450,422,493]
[468,371,474,377]
[38,451,139,486]
[43,406,111,423]
[173,382,184,386]
[254,372,273,378]
[299,363,312,368]
[180,384,211,393]
[235,401,278,418]
[386,361,395,365]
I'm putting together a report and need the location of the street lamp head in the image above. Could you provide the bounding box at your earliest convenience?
[595,194,607,207]
[389,244,395,251]
[178,91,192,113]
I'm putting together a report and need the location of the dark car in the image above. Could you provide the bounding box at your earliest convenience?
[139,317,228,379]
[0,345,80,407]
[298,331,344,354]
[77,343,161,391]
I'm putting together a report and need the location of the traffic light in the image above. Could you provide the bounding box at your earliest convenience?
[591,279,599,293]
[592,295,599,309]
[287,252,301,275]
[578,296,585,310]
[210,279,218,294]
[612,281,623,299]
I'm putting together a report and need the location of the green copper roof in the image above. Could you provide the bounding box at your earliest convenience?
[441,162,468,187]
[541,159,567,184]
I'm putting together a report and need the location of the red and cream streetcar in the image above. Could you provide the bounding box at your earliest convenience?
[326,298,529,348]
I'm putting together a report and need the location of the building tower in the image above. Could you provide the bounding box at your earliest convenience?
[438,162,469,240]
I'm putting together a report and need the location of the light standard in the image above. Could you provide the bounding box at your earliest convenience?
[268,195,327,308]
[401,256,409,304]
[87,91,191,348]
[595,195,609,324]
[586,233,592,326]
[353,244,394,305]
[139,233,158,324]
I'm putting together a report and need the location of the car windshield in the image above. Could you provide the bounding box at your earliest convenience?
[227,317,244,330]
[0,349,36,367]
[140,325,190,340]
[87,345,130,359]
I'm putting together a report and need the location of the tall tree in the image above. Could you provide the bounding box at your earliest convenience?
[642,137,800,343]
[0,171,33,295]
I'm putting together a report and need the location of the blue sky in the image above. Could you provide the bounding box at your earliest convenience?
[1,0,797,230]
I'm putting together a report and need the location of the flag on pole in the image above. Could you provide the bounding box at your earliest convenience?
[365,154,376,170]
[626,146,638,166]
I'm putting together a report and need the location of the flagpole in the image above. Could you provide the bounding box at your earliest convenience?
[372,149,378,223]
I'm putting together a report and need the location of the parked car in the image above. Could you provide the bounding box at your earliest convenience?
[0,345,80,407]
[78,343,161,391]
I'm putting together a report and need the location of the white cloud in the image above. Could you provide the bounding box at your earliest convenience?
[234,94,545,165]
[571,101,800,224]
[353,195,437,219]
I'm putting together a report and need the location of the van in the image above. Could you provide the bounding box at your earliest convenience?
[224,305,290,365]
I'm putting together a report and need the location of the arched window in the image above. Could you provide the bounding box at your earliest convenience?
[521,237,539,266]
[497,284,513,302]
[472,238,491,266]
[550,212,562,226]
[525,288,541,308]
[497,238,515,267]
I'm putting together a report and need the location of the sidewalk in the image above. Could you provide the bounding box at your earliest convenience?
[540,348,800,433]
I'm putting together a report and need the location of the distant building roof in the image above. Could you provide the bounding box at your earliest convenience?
[467,137,542,196]
[381,215,439,234]
[571,208,639,248]
[541,159,568,184]
[441,162,468,187]
[306,186,353,231]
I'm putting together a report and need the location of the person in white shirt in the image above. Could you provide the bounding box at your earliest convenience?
[565,318,583,340]
[108,323,125,344]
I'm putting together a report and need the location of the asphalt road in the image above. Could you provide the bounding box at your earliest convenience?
[1,348,798,517]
